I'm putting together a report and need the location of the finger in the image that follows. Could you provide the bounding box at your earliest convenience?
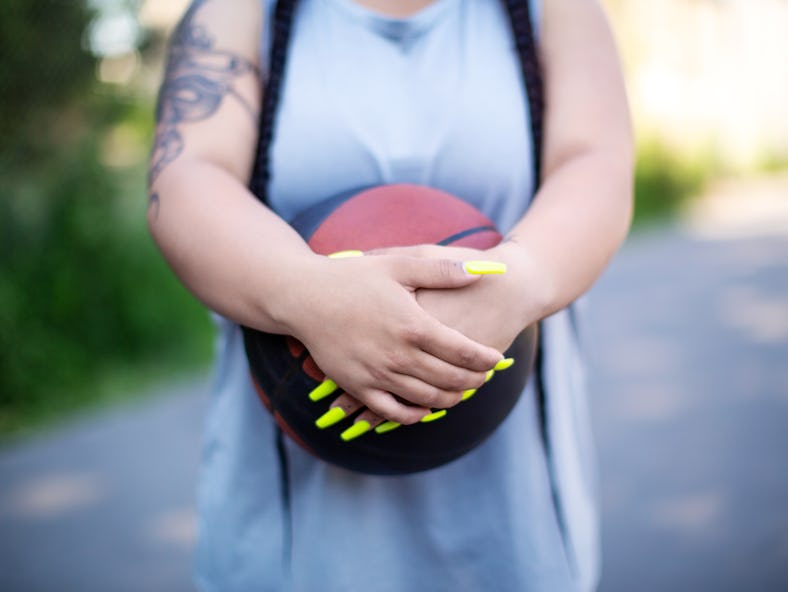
[360,389,431,425]
[342,409,385,442]
[494,357,515,371]
[314,393,363,429]
[393,257,482,290]
[327,250,364,259]
[405,350,489,392]
[365,244,434,258]
[413,315,503,372]
[460,358,515,402]
[384,371,465,410]
[308,378,339,402]
[354,408,384,429]
[374,408,450,436]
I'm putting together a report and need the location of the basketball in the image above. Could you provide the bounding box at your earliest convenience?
[242,184,538,475]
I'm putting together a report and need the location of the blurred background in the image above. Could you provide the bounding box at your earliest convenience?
[1,0,786,590]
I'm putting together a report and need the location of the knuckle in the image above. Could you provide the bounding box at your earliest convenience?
[370,401,414,425]
[446,368,473,391]
[442,391,463,408]
[472,371,487,388]
[387,347,410,370]
[420,387,448,409]
[455,344,479,368]
[419,391,439,408]
[400,322,424,345]
[397,407,425,426]
[367,364,388,384]
[436,258,455,280]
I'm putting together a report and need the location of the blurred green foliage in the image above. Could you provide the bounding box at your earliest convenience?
[0,1,213,438]
[0,1,722,437]
[633,140,713,226]
[0,0,94,160]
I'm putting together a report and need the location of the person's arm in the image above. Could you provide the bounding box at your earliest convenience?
[490,0,634,327]
[412,0,634,347]
[338,0,634,428]
[147,0,503,425]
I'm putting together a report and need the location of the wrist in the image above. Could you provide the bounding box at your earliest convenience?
[488,239,557,326]
[259,251,327,337]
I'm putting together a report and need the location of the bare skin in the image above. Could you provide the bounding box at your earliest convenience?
[319,0,634,430]
[147,0,633,427]
[147,0,503,426]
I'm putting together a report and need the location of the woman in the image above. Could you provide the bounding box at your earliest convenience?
[148,0,633,590]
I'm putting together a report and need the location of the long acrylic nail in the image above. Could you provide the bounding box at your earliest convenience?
[309,379,338,402]
[464,261,507,275]
[341,420,371,441]
[315,407,346,429]
[420,410,447,423]
[495,358,515,371]
[461,388,477,401]
[328,250,364,259]
[485,369,495,382]
[375,421,401,434]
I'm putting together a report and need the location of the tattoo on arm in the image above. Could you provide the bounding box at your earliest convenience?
[148,192,161,219]
[149,0,260,187]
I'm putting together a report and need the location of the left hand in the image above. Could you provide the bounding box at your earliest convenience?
[312,242,549,441]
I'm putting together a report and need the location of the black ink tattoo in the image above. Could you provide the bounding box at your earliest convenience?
[148,192,161,219]
[148,0,260,187]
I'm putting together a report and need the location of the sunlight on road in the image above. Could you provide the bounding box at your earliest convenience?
[147,506,196,548]
[682,175,788,240]
[718,286,788,344]
[4,472,105,520]
[650,491,725,534]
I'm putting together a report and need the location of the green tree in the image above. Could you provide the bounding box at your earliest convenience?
[0,0,212,437]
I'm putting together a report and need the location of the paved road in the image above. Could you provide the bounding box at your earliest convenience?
[587,227,788,591]
[1,225,787,591]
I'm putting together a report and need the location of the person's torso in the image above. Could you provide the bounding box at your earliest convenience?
[264,0,536,231]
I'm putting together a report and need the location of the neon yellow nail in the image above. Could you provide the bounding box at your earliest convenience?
[495,358,515,371]
[315,407,346,429]
[420,410,447,423]
[328,250,363,259]
[308,379,338,402]
[462,388,477,401]
[375,421,401,434]
[464,261,507,275]
[485,369,495,382]
[341,420,371,441]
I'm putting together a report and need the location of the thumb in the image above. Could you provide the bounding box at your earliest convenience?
[396,257,506,289]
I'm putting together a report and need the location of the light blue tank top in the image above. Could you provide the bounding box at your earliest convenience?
[195,1,599,590]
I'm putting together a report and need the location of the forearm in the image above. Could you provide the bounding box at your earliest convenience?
[491,0,634,329]
[495,146,633,325]
[148,158,318,334]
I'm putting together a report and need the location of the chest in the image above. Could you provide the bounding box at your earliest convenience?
[265,0,535,230]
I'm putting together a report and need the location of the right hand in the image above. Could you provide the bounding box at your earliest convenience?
[281,254,503,425]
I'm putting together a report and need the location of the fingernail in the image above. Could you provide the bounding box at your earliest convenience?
[461,388,477,401]
[420,409,448,423]
[341,420,371,441]
[485,369,495,382]
[375,421,401,434]
[328,250,364,259]
[495,357,515,371]
[464,261,507,275]
[315,407,346,429]
[308,379,338,402]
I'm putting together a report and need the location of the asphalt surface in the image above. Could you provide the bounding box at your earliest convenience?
[1,224,787,591]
